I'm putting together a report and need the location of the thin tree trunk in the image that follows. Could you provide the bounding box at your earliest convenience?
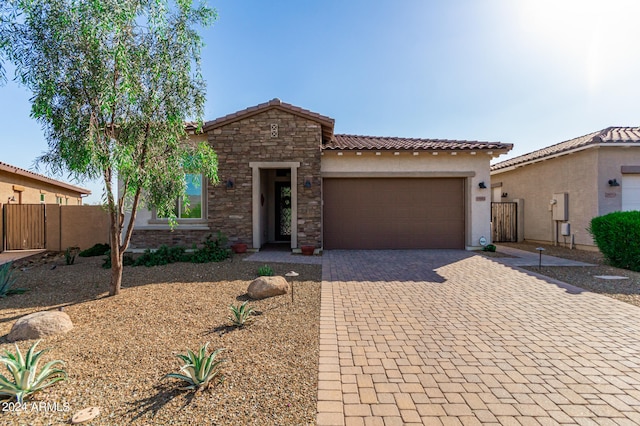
[109,215,123,296]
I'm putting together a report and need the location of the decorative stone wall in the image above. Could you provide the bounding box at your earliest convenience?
[128,229,212,250]
[208,109,323,249]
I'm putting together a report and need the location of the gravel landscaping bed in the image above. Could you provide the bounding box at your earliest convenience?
[497,242,640,308]
[0,253,321,425]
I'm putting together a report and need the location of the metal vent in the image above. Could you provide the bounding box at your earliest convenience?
[270,123,278,138]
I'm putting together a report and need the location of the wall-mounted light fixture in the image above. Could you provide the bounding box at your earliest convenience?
[501,192,508,198]
[478,181,487,189]
[304,176,312,188]
[7,196,15,203]
[608,178,620,187]
[226,178,235,189]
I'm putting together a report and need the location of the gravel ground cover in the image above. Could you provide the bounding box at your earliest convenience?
[496,242,640,308]
[0,253,321,425]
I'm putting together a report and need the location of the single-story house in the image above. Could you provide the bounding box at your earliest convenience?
[0,161,90,205]
[1,161,96,251]
[128,99,512,252]
[490,127,640,250]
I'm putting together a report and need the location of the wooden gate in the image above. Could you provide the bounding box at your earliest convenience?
[491,202,517,242]
[3,204,46,250]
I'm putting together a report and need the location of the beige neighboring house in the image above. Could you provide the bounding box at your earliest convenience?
[491,127,640,250]
[0,161,107,252]
[128,99,513,251]
[0,161,90,206]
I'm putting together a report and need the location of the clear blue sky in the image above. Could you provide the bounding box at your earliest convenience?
[2,0,640,204]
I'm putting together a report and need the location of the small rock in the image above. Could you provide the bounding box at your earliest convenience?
[247,276,289,300]
[72,407,100,424]
[7,310,73,342]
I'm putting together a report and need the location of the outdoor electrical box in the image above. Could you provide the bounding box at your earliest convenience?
[560,222,570,236]
[552,192,568,221]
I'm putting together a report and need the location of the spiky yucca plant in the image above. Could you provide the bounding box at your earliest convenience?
[165,343,225,391]
[228,301,255,327]
[0,340,67,403]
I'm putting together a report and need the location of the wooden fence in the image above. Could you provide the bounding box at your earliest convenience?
[491,202,517,243]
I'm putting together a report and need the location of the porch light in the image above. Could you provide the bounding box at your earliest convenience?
[478,181,487,189]
[226,178,235,189]
[608,179,620,187]
[304,176,312,188]
[7,196,15,202]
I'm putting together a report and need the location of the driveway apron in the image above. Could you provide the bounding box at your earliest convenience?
[317,250,640,425]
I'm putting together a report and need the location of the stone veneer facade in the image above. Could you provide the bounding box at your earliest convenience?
[208,108,323,248]
[129,107,323,250]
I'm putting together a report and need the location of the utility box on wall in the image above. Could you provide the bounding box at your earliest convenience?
[552,192,568,221]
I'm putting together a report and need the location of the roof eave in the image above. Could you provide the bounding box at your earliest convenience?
[489,143,627,174]
[0,163,92,195]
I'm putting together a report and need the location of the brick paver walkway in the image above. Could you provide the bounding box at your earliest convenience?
[317,250,640,425]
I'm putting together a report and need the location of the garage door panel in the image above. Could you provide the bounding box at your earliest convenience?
[323,178,465,249]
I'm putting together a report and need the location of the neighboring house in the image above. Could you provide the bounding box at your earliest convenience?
[491,127,640,250]
[0,161,99,252]
[128,99,512,251]
[0,161,90,206]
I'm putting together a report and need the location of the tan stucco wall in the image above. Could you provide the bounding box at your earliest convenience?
[0,170,84,205]
[492,148,600,247]
[59,205,110,250]
[45,205,110,251]
[321,151,495,250]
[596,146,640,215]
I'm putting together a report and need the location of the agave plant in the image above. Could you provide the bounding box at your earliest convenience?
[0,340,67,403]
[0,262,27,298]
[165,343,225,391]
[228,301,255,327]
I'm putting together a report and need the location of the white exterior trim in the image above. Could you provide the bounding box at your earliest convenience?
[249,161,300,250]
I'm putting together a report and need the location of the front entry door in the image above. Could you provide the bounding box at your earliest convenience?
[275,182,292,241]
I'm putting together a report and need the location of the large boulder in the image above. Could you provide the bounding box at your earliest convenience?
[7,310,73,342]
[247,276,289,300]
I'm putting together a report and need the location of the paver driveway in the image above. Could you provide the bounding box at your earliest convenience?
[317,250,640,426]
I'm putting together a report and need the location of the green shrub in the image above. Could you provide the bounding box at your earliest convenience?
[165,343,225,391]
[101,251,135,269]
[483,244,496,252]
[134,245,187,267]
[102,233,230,268]
[257,264,274,276]
[589,211,640,271]
[79,243,110,257]
[189,232,231,263]
[0,262,27,298]
[228,301,255,327]
[0,340,67,403]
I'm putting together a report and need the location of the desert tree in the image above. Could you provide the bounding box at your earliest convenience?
[0,0,219,295]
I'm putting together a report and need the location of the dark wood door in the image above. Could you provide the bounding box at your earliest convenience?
[275,182,291,241]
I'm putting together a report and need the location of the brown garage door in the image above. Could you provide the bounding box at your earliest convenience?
[323,178,465,249]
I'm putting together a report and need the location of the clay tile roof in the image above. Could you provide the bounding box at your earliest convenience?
[324,134,512,151]
[491,127,640,171]
[203,98,335,142]
[0,161,91,195]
